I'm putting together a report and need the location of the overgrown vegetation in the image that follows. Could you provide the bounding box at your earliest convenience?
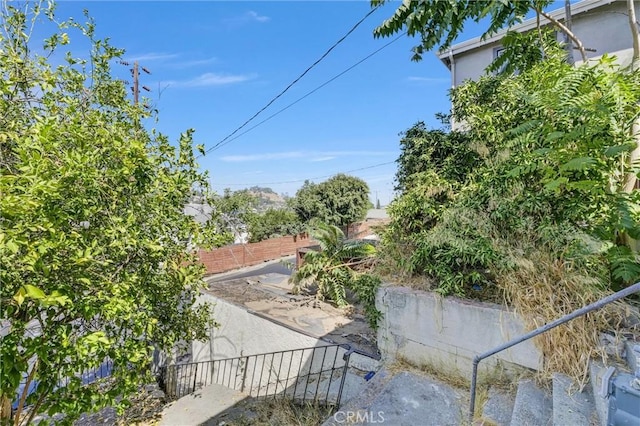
[291,223,381,328]
[0,3,222,423]
[374,3,640,380]
[383,43,640,295]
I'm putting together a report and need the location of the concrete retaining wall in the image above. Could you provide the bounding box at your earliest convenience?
[376,285,542,376]
[192,293,378,373]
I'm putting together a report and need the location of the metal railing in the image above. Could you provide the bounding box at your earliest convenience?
[160,343,356,407]
[13,358,114,410]
[468,281,640,422]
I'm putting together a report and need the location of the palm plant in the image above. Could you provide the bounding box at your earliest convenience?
[291,223,377,309]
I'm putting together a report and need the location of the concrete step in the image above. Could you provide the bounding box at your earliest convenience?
[322,369,465,426]
[322,368,394,426]
[623,339,639,374]
[481,387,515,426]
[285,369,370,406]
[510,379,552,426]
[159,383,249,426]
[552,373,596,426]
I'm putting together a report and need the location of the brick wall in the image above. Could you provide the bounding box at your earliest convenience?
[198,233,317,275]
[346,218,390,239]
[198,219,390,276]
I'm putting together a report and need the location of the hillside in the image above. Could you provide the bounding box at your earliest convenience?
[246,187,288,210]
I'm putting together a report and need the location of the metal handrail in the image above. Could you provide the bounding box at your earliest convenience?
[468,281,640,422]
[160,343,359,407]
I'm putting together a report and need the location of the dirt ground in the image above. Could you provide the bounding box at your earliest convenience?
[204,273,379,357]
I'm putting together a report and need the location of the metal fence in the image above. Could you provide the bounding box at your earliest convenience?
[13,358,114,410]
[160,344,354,407]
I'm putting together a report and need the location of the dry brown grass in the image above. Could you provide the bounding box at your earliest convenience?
[225,398,335,426]
[376,269,436,292]
[498,249,631,387]
[388,355,470,389]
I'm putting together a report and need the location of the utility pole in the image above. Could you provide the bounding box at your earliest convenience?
[118,60,151,106]
[564,0,575,64]
[132,61,139,105]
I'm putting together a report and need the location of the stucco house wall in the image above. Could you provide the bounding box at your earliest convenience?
[440,0,639,87]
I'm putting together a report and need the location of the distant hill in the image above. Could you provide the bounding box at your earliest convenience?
[246,187,287,210]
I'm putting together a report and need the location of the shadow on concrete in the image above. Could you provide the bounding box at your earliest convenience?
[158,263,383,425]
[160,342,377,425]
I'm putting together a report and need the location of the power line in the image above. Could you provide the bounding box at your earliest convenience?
[214,160,396,187]
[203,5,382,155]
[205,32,407,154]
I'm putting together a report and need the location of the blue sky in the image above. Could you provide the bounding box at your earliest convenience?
[42,1,566,205]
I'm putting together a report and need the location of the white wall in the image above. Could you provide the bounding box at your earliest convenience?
[376,285,542,377]
[165,293,380,402]
[192,293,379,371]
[451,1,639,86]
[192,294,320,362]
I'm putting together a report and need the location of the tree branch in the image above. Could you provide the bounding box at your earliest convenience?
[623,119,640,194]
[325,258,375,272]
[22,386,49,426]
[628,0,640,70]
[538,8,587,62]
[13,358,38,426]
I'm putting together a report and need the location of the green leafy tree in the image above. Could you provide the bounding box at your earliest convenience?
[486,28,559,76]
[291,174,370,229]
[0,4,221,423]
[246,208,303,243]
[211,189,258,241]
[394,121,480,193]
[373,0,639,193]
[371,0,549,61]
[290,180,326,224]
[291,223,381,328]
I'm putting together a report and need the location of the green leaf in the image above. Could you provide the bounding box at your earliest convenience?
[544,177,569,191]
[13,287,26,306]
[24,285,45,299]
[5,240,19,254]
[559,157,597,172]
[545,131,565,142]
[604,144,634,157]
[608,246,640,284]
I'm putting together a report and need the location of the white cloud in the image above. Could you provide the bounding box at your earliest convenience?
[407,76,450,84]
[221,152,304,162]
[220,150,394,163]
[123,52,179,62]
[172,57,217,68]
[170,72,256,88]
[122,53,219,69]
[246,11,270,23]
[224,10,271,27]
